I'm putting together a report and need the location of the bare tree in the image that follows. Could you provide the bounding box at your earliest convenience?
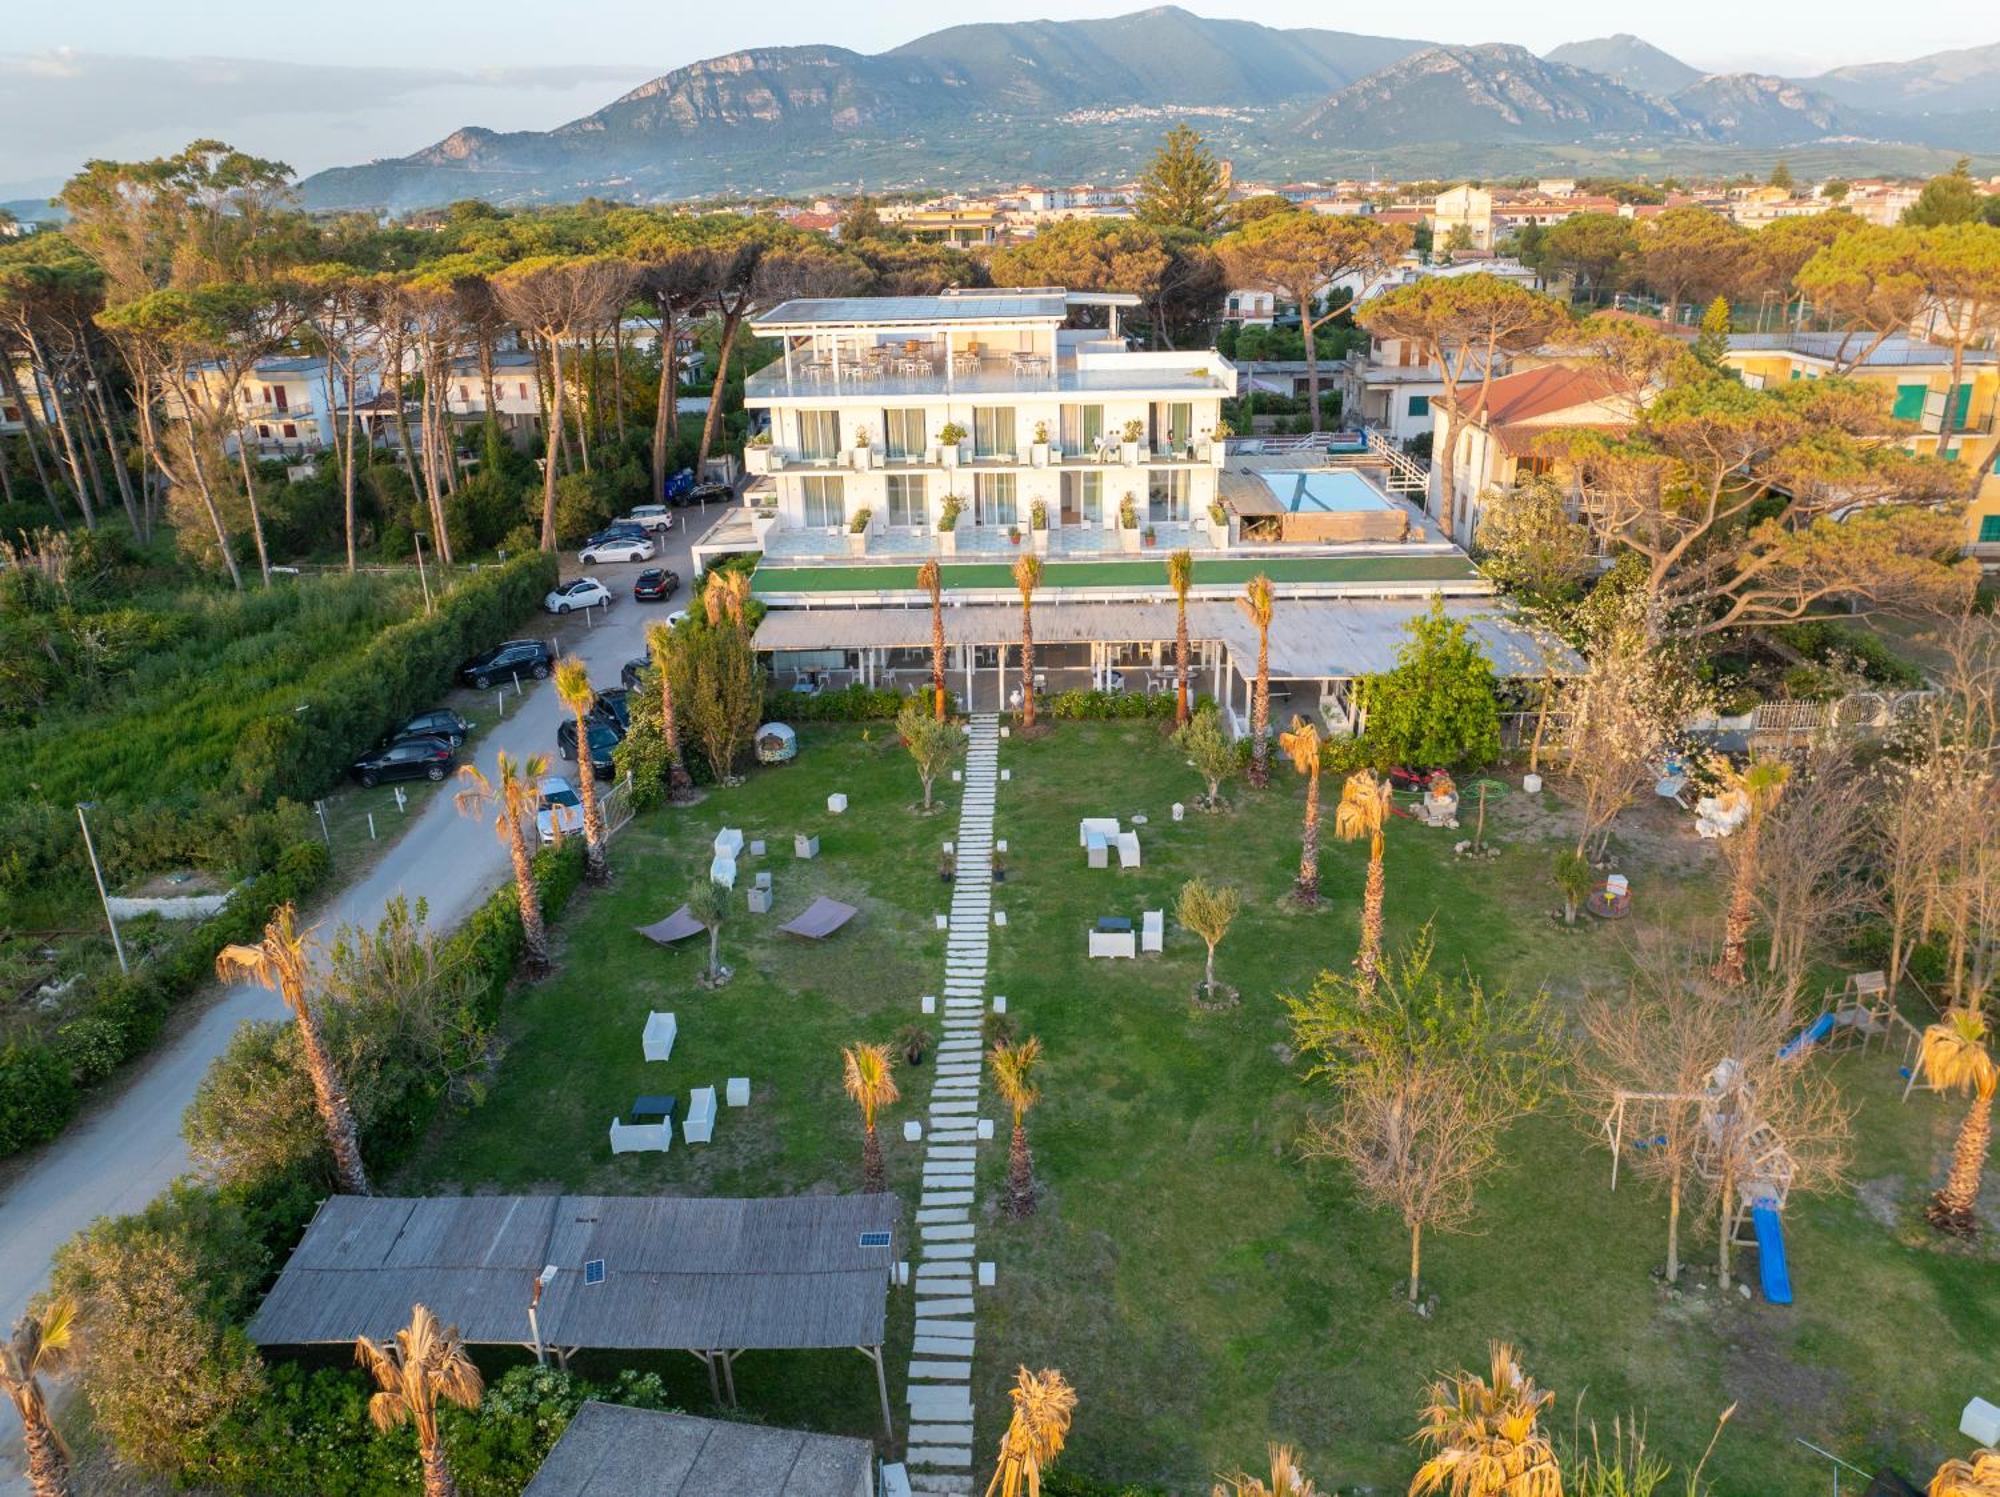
[1556,610,1691,859]
[1748,749,1878,987]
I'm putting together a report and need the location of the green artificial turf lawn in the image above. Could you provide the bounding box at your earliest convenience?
[393,723,1996,1494]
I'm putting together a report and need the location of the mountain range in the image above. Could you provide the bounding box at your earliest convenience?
[295,9,2000,211]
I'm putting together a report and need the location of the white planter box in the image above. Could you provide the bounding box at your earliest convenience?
[846,531,868,556]
[851,447,874,470]
[1120,441,1140,466]
[937,529,958,555]
[1031,528,1050,554]
[1119,526,1141,552]
[1522,773,1543,794]
[750,511,778,545]
[744,446,774,475]
[925,445,941,465]
[942,444,962,468]
[1030,442,1049,468]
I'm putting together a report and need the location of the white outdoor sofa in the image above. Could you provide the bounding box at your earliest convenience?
[642,1011,677,1063]
[1089,929,1137,959]
[1142,910,1163,953]
[684,1085,718,1144]
[609,1118,671,1154]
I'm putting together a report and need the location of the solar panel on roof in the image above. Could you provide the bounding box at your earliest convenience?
[858,1231,891,1248]
[584,1259,606,1286]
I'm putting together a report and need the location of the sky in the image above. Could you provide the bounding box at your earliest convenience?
[6,0,1996,197]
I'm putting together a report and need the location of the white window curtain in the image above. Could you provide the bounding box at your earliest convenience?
[886,473,927,529]
[974,472,1017,527]
[973,407,1015,460]
[1147,468,1189,523]
[1060,404,1104,454]
[798,409,840,462]
[884,408,927,460]
[1060,470,1102,525]
[802,474,846,529]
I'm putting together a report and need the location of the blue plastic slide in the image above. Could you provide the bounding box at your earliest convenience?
[1778,1011,1836,1062]
[1751,1200,1793,1305]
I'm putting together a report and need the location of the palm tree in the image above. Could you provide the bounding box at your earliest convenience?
[841,1041,900,1192]
[985,1366,1077,1497]
[991,1035,1045,1218]
[703,567,752,632]
[1920,1006,1997,1237]
[1167,548,1194,727]
[1716,756,1790,985]
[1410,1342,1562,1497]
[1279,716,1324,906]
[919,557,948,721]
[1013,553,1042,730]
[1930,1448,2000,1497]
[552,658,610,885]
[355,1304,484,1497]
[1239,574,1274,788]
[686,875,728,984]
[1335,770,1393,990]
[2,1296,78,1497]
[216,903,369,1194]
[644,619,693,801]
[1215,1445,1321,1497]
[454,751,552,977]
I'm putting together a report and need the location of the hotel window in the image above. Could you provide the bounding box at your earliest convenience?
[1059,403,1103,455]
[1407,394,1430,417]
[972,407,1015,460]
[973,472,1017,527]
[1060,470,1102,526]
[883,408,927,461]
[518,382,529,400]
[801,474,846,529]
[1147,468,1189,523]
[886,473,927,529]
[1151,401,1192,454]
[282,423,297,439]
[797,409,840,462]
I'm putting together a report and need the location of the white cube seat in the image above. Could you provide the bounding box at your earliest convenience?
[726,1076,750,1107]
[1142,910,1163,953]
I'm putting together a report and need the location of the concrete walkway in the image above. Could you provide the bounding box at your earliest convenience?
[904,715,1000,1496]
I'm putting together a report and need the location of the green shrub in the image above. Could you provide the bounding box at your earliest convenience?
[0,1040,75,1154]
[1356,598,1501,768]
[773,684,917,721]
[1046,688,1177,720]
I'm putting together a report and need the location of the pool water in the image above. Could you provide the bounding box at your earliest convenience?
[1260,469,1394,514]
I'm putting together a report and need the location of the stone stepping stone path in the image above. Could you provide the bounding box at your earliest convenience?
[906,714,999,1490]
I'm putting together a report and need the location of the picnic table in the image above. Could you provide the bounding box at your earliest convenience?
[631,1094,679,1124]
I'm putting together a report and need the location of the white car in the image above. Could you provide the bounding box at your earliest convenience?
[619,505,675,534]
[545,577,612,614]
[578,534,656,564]
[535,776,585,846]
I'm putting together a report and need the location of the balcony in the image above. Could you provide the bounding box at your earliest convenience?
[761,519,1222,564]
[748,444,1224,477]
[744,350,1236,404]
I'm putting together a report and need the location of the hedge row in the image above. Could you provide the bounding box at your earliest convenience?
[231,550,560,805]
[1044,688,1178,721]
[0,839,333,1160]
[769,684,960,722]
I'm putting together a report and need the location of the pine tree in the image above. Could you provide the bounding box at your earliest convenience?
[1694,295,1732,367]
[1769,159,1794,191]
[1135,125,1229,237]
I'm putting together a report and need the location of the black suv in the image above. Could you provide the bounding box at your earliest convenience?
[587,687,630,732]
[633,568,680,602]
[556,717,624,779]
[681,481,733,508]
[458,640,553,689]
[385,708,471,749]
[351,736,455,787]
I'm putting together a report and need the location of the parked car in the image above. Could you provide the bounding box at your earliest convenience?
[350,736,455,787]
[633,567,680,602]
[620,654,651,691]
[556,717,624,779]
[584,522,648,547]
[458,639,553,689]
[619,504,675,534]
[578,534,655,565]
[384,708,471,749]
[535,775,585,846]
[588,687,629,732]
[686,481,733,507]
[545,578,612,614]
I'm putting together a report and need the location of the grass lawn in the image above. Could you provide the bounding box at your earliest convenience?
[392,722,1996,1494]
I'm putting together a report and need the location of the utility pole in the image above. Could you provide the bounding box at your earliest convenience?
[77,801,127,975]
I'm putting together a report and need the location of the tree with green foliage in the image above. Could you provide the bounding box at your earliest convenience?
[1173,704,1237,807]
[1909,223,2000,458]
[1134,124,1229,238]
[1744,209,1860,300]
[1634,207,1752,323]
[1176,877,1241,1003]
[686,875,728,984]
[1822,178,1850,202]
[1793,222,1928,371]
[990,218,1169,307]
[1694,294,1731,367]
[1539,212,1638,302]
[1904,160,1986,227]
[840,1041,899,1193]
[1473,475,1594,606]
[897,700,965,812]
[1769,159,1794,191]
[1221,212,1410,433]
[675,617,765,784]
[1358,599,1501,770]
[1283,928,1561,1302]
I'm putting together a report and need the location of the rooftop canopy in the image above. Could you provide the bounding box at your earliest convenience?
[247,1193,900,1354]
[752,287,1141,334]
[522,1402,874,1497]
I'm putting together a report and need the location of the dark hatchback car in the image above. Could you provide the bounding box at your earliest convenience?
[556,718,624,779]
[633,568,681,602]
[588,688,629,732]
[677,481,733,508]
[385,708,471,749]
[584,522,649,548]
[458,640,553,690]
[351,736,455,787]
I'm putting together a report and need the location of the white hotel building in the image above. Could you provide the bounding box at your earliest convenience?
[700,288,1567,725]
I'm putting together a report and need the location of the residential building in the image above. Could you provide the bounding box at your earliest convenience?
[1433,186,1493,251]
[443,348,545,433]
[170,355,381,457]
[1721,332,2000,556]
[1339,332,1459,444]
[701,286,1561,731]
[1221,288,1276,326]
[1427,364,1640,549]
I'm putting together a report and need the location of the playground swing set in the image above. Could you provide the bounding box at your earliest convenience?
[1596,968,1937,1309]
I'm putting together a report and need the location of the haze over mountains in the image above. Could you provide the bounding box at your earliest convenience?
[294,7,2000,211]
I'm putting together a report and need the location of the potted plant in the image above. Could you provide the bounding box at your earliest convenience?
[1029,499,1050,553]
[939,849,957,883]
[1118,493,1141,552]
[937,421,968,467]
[1030,420,1051,468]
[1207,499,1230,547]
[937,496,962,556]
[745,429,775,474]
[1142,525,1158,548]
[898,1023,934,1067]
[847,506,873,555]
[1120,418,1143,466]
[991,846,1008,883]
[851,427,873,470]
[1007,524,1022,546]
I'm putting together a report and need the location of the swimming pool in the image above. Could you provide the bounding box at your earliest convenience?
[1258,469,1395,514]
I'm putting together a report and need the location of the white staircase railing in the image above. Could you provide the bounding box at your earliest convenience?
[1363,427,1430,494]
